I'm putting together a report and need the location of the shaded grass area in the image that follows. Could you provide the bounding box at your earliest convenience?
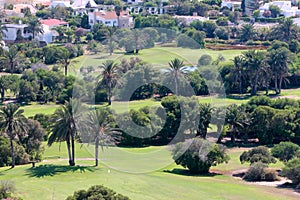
[0,145,296,200]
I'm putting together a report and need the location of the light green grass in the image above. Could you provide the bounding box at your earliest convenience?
[0,145,295,200]
[21,103,60,117]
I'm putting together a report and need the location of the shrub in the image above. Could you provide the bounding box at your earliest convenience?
[66,185,130,200]
[240,146,276,165]
[243,162,266,181]
[171,138,229,174]
[0,180,16,199]
[282,158,300,186]
[243,162,279,181]
[198,54,212,66]
[272,142,300,162]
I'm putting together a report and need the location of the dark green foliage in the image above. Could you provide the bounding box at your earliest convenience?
[240,146,276,165]
[243,162,278,181]
[282,158,300,186]
[66,185,130,200]
[171,138,229,174]
[198,54,212,66]
[272,142,300,162]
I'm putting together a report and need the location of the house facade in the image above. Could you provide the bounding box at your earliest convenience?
[88,11,133,28]
[39,18,69,43]
[259,1,300,17]
[2,23,32,43]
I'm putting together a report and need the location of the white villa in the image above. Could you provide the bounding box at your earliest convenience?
[39,18,69,43]
[49,1,71,8]
[88,10,133,28]
[2,24,32,43]
[259,1,300,17]
[221,0,242,11]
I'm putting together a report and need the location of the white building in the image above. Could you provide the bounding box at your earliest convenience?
[72,0,98,9]
[221,0,242,10]
[124,0,143,5]
[50,1,71,8]
[2,24,32,43]
[88,11,133,28]
[39,18,69,43]
[259,1,300,17]
[173,15,209,25]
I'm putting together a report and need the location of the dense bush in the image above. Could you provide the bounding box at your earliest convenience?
[171,138,229,174]
[240,146,276,165]
[198,54,212,66]
[66,185,130,200]
[243,162,279,181]
[271,142,300,162]
[282,158,300,186]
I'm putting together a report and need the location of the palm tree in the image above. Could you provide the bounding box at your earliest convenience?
[197,103,213,139]
[211,107,226,143]
[239,23,256,42]
[275,18,298,42]
[98,60,119,105]
[52,26,66,42]
[48,99,82,166]
[84,109,120,166]
[267,47,291,94]
[104,26,117,56]
[242,50,267,95]
[165,58,188,95]
[225,105,244,144]
[57,49,77,76]
[28,17,44,39]
[0,45,22,74]
[232,55,246,94]
[0,104,27,168]
[114,5,122,28]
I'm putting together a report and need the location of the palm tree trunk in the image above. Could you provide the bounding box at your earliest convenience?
[64,64,68,76]
[274,74,279,94]
[175,76,178,95]
[231,126,236,144]
[10,136,15,168]
[0,87,5,102]
[10,62,14,74]
[109,38,113,56]
[71,134,75,166]
[95,137,99,166]
[108,82,112,105]
[278,75,283,94]
[66,138,72,166]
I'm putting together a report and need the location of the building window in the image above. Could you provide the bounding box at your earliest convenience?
[105,21,111,24]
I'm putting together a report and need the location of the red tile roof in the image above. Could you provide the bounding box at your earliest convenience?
[40,19,68,26]
[95,11,130,20]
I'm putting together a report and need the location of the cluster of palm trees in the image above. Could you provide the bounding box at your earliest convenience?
[47,99,120,166]
[230,46,292,95]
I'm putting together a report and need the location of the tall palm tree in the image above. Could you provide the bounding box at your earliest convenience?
[104,26,117,56]
[114,5,122,28]
[28,17,44,39]
[0,45,22,74]
[57,49,77,76]
[98,60,119,105]
[0,104,27,168]
[267,47,291,94]
[84,108,120,166]
[48,99,82,166]
[165,58,188,95]
[242,50,267,95]
[232,55,246,94]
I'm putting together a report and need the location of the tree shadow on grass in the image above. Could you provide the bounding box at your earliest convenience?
[276,182,300,194]
[163,168,221,177]
[26,164,97,178]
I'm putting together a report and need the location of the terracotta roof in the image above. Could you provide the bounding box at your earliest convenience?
[95,11,130,20]
[40,19,68,26]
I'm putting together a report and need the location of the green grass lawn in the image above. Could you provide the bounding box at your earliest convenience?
[0,144,296,200]
[21,103,60,117]
[69,46,243,75]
